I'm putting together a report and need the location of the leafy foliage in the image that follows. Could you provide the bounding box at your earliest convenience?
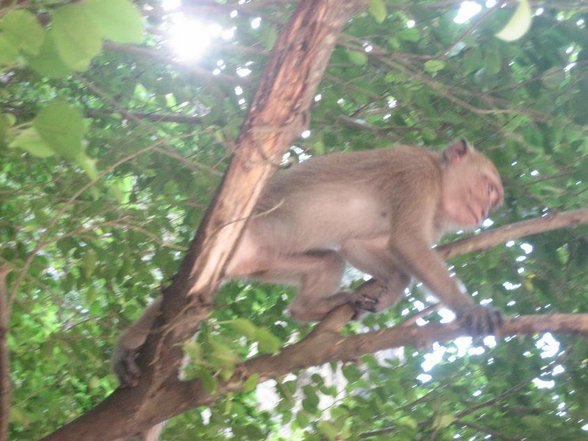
[0,0,587,440]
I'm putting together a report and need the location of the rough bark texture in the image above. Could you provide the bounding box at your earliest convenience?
[41,0,367,439]
[437,208,588,260]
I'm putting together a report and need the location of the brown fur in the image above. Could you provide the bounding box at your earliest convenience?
[114,140,504,390]
[226,140,503,321]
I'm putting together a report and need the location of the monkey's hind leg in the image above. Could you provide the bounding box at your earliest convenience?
[284,250,356,321]
[352,272,411,314]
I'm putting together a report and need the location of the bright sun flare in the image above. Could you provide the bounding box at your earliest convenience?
[163,0,233,62]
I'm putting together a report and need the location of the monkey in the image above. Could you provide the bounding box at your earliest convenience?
[113,139,504,391]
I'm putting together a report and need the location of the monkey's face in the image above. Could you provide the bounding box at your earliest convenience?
[441,152,503,229]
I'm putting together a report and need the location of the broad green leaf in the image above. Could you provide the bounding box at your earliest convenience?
[347,50,368,65]
[195,368,217,394]
[295,410,311,428]
[75,153,98,181]
[27,31,73,78]
[9,128,55,158]
[85,0,144,44]
[398,416,418,430]
[317,421,338,441]
[228,318,258,340]
[397,28,421,42]
[242,373,260,393]
[484,49,502,75]
[88,376,100,389]
[302,389,319,414]
[82,250,97,278]
[210,340,239,368]
[256,327,281,354]
[342,364,361,382]
[433,414,456,430]
[424,59,446,73]
[495,0,532,42]
[521,415,543,430]
[313,140,326,155]
[368,0,387,24]
[0,35,19,66]
[33,100,85,158]
[53,4,102,71]
[0,114,8,145]
[463,48,482,75]
[182,341,202,362]
[260,24,278,50]
[0,10,44,56]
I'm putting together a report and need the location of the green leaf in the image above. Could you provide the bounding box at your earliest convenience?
[302,392,319,414]
[88,376,100,389]
[52,4,102,71]
[75,153,98,181]
[210,340,239,369]
[9,128,55,158]
[183,341,202,362]
[195,368,218,394]
[33,100,85,158]
[484,49,502,75]
[433,414,456,430]
[0,35,20,66]
[85,0,144,44]
[260,24,278,50]
[317,421,339,441]
[0,10,44,56]
[0,114,9,145]
[347,50,368,65]
[495,0,532,42]
[256,327,281,354]
[342,364,361,382]
[424,59,446,73]
[463,48,482,75]
[368,0,387,24]
[229,318,258,340]
[521,415,543,430]
[242,373,260,393]
[27,31,73,79]
[82,249,97,278]
[397,28,421,42]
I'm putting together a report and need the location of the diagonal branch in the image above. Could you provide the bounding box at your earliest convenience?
[438,208,588,259]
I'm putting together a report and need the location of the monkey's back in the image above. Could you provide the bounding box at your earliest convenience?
[251,146,444,253]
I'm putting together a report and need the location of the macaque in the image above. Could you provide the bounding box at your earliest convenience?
[113,139,504,388]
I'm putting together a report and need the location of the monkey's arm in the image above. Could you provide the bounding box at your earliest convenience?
[388,235,502,334]
[112,296,162,386]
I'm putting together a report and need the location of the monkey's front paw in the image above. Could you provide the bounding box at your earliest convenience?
[458,305,504,335]
[112,346,141,388]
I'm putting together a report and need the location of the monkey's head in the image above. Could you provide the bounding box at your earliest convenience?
[440,139,504,229]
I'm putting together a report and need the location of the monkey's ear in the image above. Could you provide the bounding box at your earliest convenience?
[443,139,472,163]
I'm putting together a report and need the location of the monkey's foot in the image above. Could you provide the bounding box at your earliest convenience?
[112,347,141,388]
[458,305,504,335]
[351,279,388,313]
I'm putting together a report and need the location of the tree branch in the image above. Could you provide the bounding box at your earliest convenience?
[437,208,588,259]
[139,311,588,431]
